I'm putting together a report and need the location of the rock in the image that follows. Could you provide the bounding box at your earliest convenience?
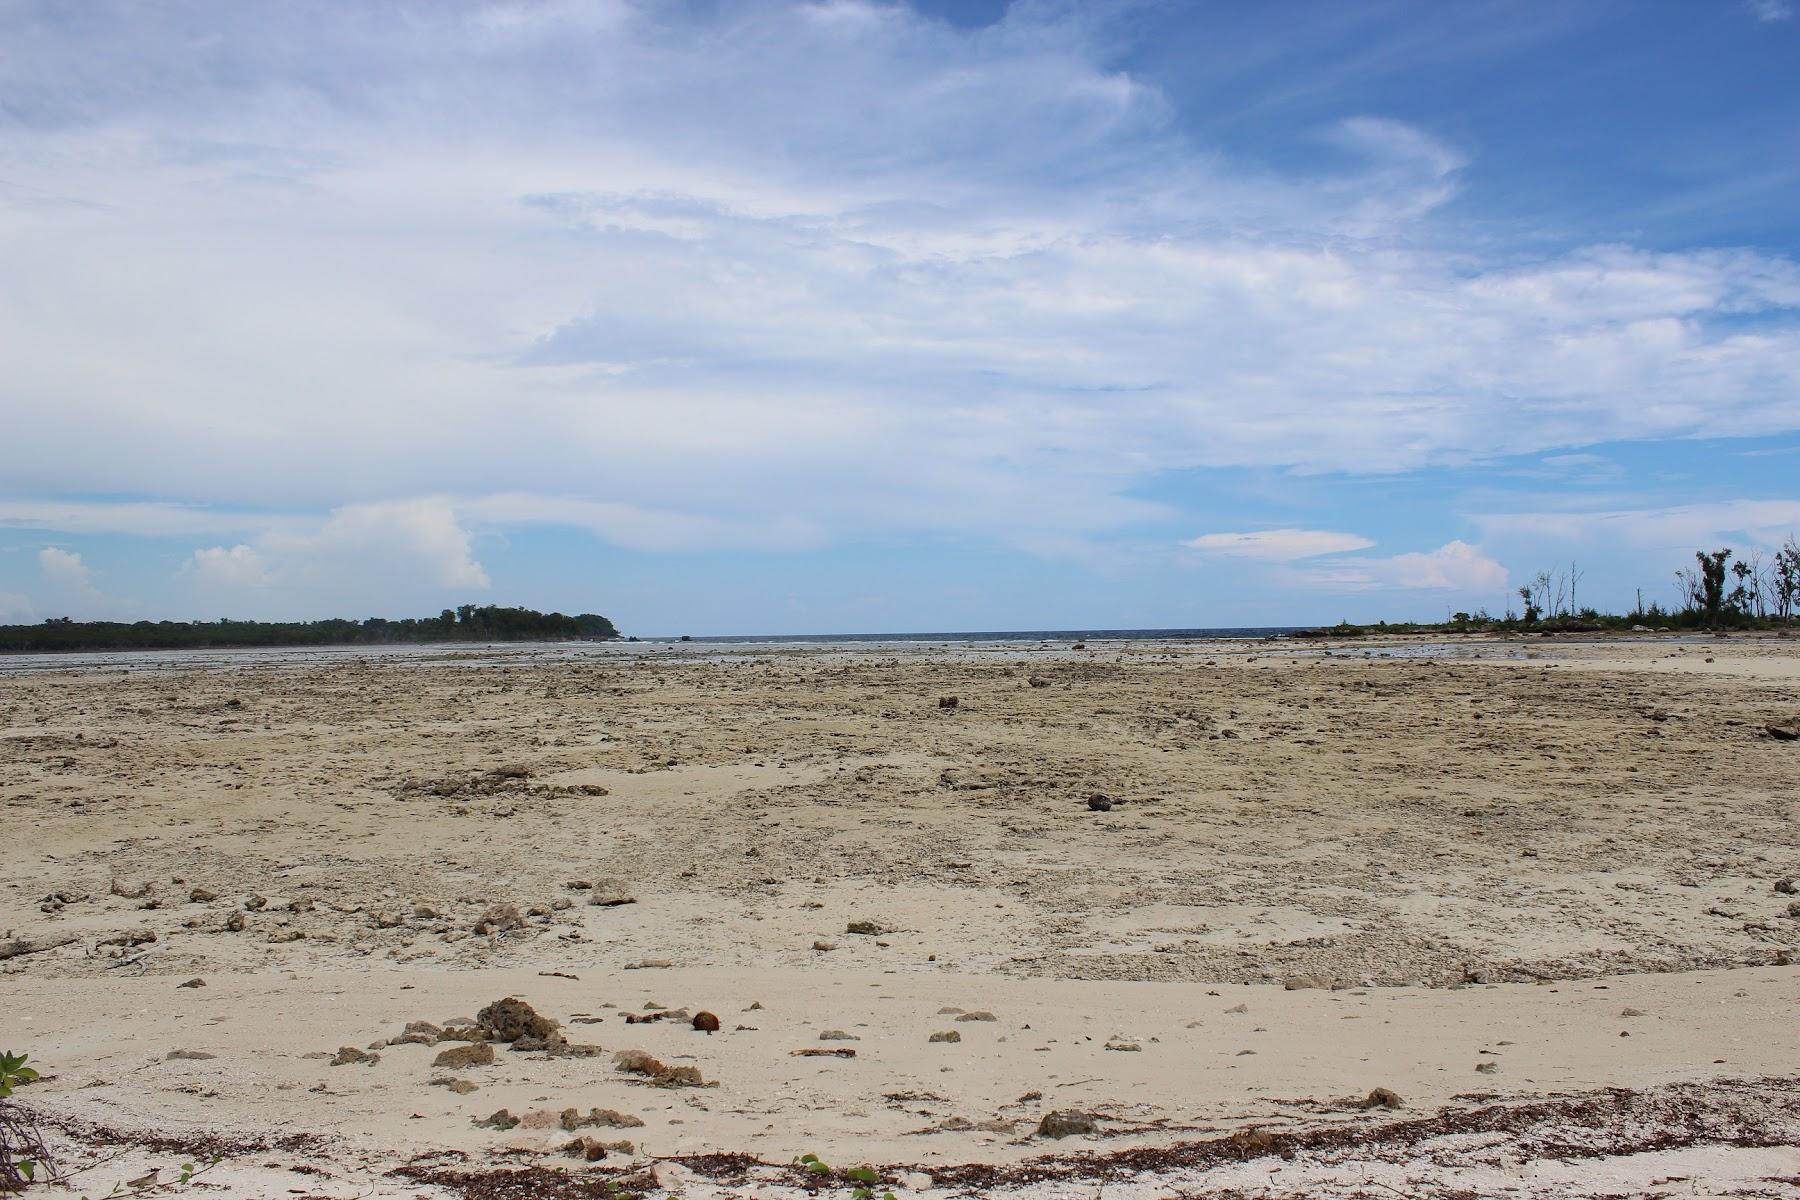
[1027,677,1050,688]
[1104,1040,1141,1052]
[165,1049,215,1061]
[938,696,959,709]
[96,929,157,949]
[433,1043,496,1069]
[1036,1110,1098,1139]
[472,904,524,934]
[474,1109,520,1130]
[692,1011,721,1033]
[224,911,247,932]
[1788,900,1800,918]
[0,934,79,961]
[625,958,673,969]
[563,1135,624,1162]
[1766,722,1800,741]
[1620,1007,1646,1018]
[846,920,886,935]
[1361,1087,1404,1109]
[588,891,636,907]
[1086,795,1112,812]
[331,1046,378,1066]
[564,1107,644,1129]
[243,895,267,910]
[389,1020,442,1046]
[177,978,206,989]
[811,941,837,952]
[818,1030,859,1041]
[1283,975,1331,990]
[1775,878,1798,895]
[370,911,405,929]
[110,879,150,899]
[488,764,531,779]
[1224,1003,1249,1014]
[188,888,216,904]
[928,1030,960,1043]
[613,1049,706,1087]
[954,1011,997,1022]
[901,1171,935,1191]
[430,1077,479,1094]
[413,904,444,919]
[477,996,557,1042]
[1474,1061,1499,1074]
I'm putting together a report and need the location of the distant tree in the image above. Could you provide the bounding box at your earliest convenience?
[1696,549,1731,624]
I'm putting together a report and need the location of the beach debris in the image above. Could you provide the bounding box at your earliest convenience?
[1361,1087,1404,1109]
[430,1077,479,1094]
[477,996,557,1042]
[1036,1110,1098,1139]
[692,1011,721,1033]
[0,933,79,960]
[563,1135,634,1161]
[433,1043,496,1069]
[614,1048,707,1086]
[928,1030,960,1043]
[474,1109,520,1130]
[562,1107,645,1130]
[331,1046,378,1066]
[472,903,524,934]
[388,1020,441,1046]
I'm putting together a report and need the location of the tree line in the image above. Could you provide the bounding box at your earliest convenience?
[1308,538,1800,636]
[0,604,620,654]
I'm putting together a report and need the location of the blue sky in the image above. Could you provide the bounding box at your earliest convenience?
[3,0,1799,634]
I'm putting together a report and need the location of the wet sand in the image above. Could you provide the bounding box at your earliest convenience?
[3,633,1798,1196]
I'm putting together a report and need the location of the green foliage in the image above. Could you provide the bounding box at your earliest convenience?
[0,1054,37,1101]
[0,606,620,654]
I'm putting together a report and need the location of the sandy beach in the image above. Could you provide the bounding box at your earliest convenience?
[4,633,1799,1197]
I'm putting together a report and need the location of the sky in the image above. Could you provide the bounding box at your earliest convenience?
[3,0,1799,635]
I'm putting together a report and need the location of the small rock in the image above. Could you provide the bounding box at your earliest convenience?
[1036,1109,1098,1139]
[177,978,206,989]
[1765,722,1800,741]
[165,1049,215,1061]
[224,911,247,932]
[1086,795,1112,812]
[1474,1062,1499,1074]
[938,696,959,709]
[955,1011,997,1022]
[110,879,150,900]
[477,996,558,1042]
[474,1108,520,1130]
[846,920,886,935]
[1620,1007,1646,1018]
[472,904,524,934]
[818,1029,859,1041]
[692,1011,721,1033]
[433,1043,496,1069]
[1104,1040,1141,1052]
[928,1030,961,1043]
[588,891,636,908]
[1773,878,1797,895]
[811,941,837,952]
[1361,1087,1404,1109]
[243,895,267,910]
[331,1046,378,1066]
[430,1077,479,1094]
[1283,976,1331,990]
[188,888,216,904]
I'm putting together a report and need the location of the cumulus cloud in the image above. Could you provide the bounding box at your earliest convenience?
[185,499,489,613]
[38,546,99,594]
[1185,529,1376,560]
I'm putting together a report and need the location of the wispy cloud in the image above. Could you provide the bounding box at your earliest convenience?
[1185,528,1375,560]
[1747,0,1793,23]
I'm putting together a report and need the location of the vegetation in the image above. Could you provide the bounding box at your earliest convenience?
[1,1052,48,1193]
[1302,540,1800,637]
[0,605,619,654]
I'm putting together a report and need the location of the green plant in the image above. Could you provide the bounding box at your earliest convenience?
[1,1052,52,1194]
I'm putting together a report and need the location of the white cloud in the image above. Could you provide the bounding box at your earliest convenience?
[1185,528,1375,560]
[1474,499,1800,552]
[1286,540,1510,593]
[1747,0,1793,22]
[0,1,1795,574]
[185,499,489,613]
[38,546,98,594]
